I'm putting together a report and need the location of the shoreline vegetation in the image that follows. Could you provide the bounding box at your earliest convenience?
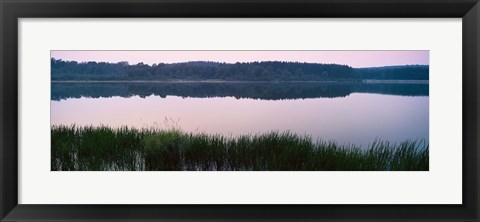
[51,125,429,171]
[51,59,429,81]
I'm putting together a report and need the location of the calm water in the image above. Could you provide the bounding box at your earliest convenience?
[51,82,429,148]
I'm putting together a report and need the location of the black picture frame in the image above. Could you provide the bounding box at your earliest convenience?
[1,0,479,221]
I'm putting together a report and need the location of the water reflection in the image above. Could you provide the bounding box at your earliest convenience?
[51,81,428,101]
[51,82,429,148]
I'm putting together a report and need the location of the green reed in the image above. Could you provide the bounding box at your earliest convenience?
[51,125,429,171]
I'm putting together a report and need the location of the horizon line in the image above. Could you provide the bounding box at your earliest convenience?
[50,50,429,68]
[51,58,429,68]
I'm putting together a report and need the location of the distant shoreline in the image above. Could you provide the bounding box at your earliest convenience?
[51,80,429,84]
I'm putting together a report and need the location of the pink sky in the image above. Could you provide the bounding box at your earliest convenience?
[51,51,429,68]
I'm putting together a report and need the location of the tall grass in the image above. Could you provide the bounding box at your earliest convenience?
[51,125,429,171]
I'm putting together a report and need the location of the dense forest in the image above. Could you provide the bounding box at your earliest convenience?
[51,59,429,81]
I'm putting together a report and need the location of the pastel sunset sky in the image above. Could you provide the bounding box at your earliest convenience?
[51,51,429,68]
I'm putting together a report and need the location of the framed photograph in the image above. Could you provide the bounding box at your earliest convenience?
[1,0,478,221]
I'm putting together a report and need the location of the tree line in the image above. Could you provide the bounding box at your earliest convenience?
[51,59,428,81]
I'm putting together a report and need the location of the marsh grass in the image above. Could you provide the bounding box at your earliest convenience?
[51,125,429,171]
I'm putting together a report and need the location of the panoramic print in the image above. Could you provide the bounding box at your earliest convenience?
[51,50,429,171]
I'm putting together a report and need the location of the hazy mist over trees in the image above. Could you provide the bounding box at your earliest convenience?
[51,59,429,81]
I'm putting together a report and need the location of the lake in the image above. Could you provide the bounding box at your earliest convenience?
[51,81,429,149]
